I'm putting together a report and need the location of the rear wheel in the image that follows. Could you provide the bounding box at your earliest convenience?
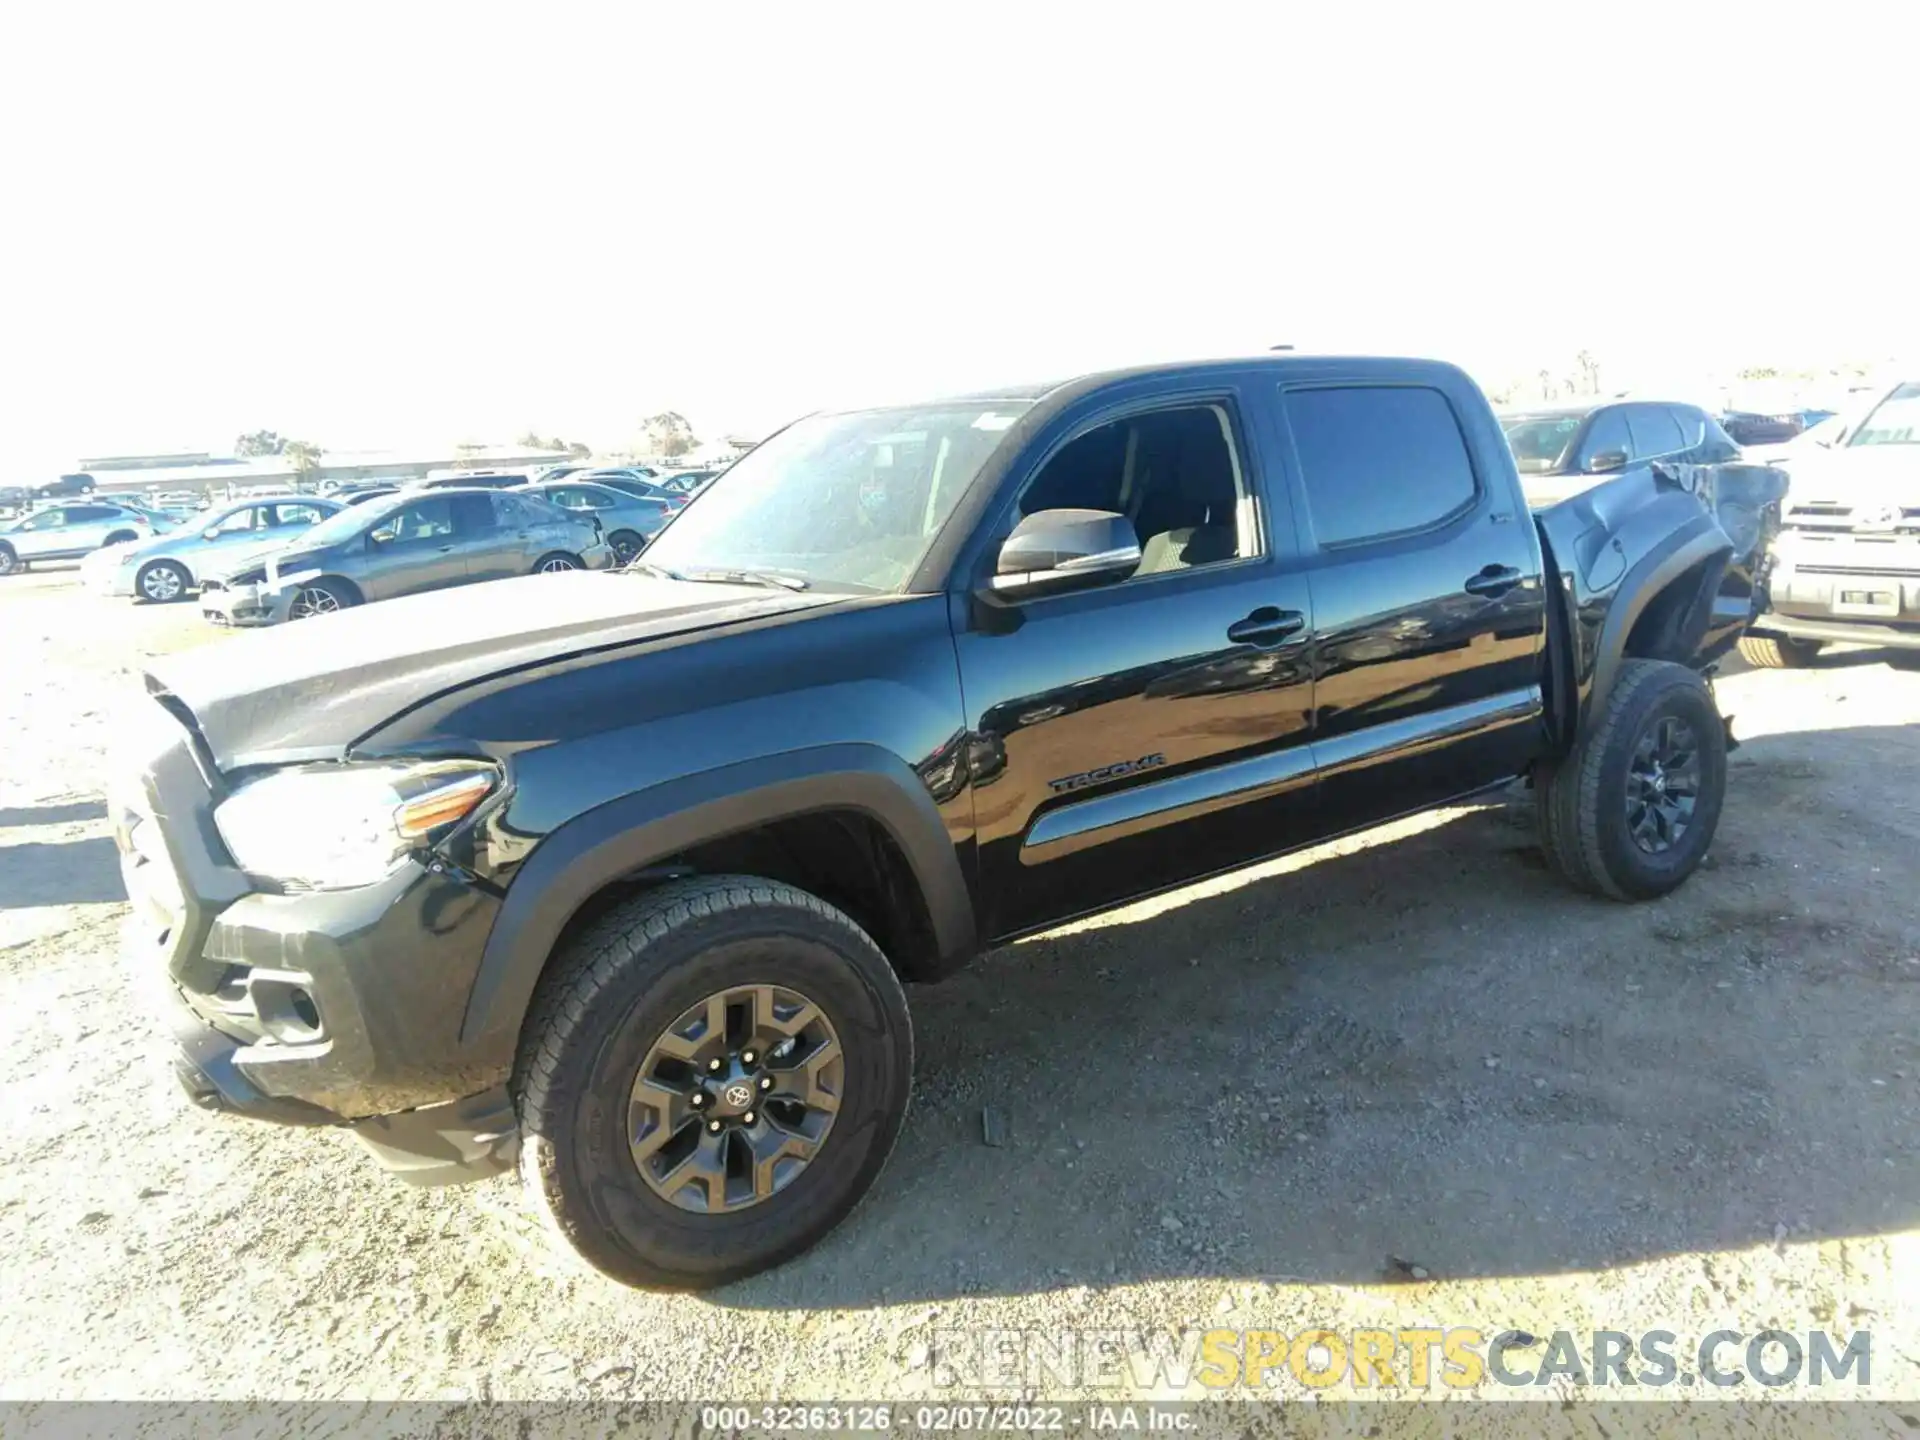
[513,875,913,1290]
[288,578,357,619]
[534,551,582,574]
[0,544,16,577]
[608,530,644,565]
[1537,658,1727,900]
[136,559,191,603]
[1738,633,1821,669]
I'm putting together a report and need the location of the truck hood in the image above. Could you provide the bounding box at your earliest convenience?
[1781,445,1920,508]
[146,571,840,770]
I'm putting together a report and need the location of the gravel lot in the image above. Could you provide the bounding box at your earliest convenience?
[2,564,1916,1406]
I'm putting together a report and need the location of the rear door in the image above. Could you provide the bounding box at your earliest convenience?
[453,492,524,582]
[1274,376,1548,828]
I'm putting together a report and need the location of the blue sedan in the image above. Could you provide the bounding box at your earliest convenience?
[83,494,344,601]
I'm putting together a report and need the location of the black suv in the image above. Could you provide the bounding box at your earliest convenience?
[119,356,1783,1289]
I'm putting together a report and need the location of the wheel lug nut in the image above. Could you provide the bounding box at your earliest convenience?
[707,1057,723,1072]
[690,1091,707,1109]
[707,1119,723,1134]
[741,1050,757,1066]
[743,1111,756,1126]
[759,1075,773,1090]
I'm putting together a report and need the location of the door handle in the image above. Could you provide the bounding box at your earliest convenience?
[1227,606,1307,646]
[1464,564,1523,598]
[437,544,456,554]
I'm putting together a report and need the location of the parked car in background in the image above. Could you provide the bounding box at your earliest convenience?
[579,466,660,485]
[1721,409,1805,446]
[1499,399,1747,503]
[341,485,401,506]
[31,472,97,500]
[514,479,676,564]
[199,487,614,625]
[0,501,174,575]
[1744,379,1920,666]
[406,471,537,491]
[0,486,27,516]
[149,489,209,512]
[656,468,721,495]
[83,495,343,602]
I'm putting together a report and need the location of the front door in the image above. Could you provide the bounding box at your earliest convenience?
[1271,374,1549,829]
[953,386,1318,940]
[361,496,470,599]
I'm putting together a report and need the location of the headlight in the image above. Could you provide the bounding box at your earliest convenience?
[213,761,498,890]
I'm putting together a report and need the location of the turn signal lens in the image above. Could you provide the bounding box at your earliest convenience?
[394,772,496,839]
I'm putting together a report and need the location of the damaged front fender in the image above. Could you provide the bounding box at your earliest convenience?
[1532,459,1788,746]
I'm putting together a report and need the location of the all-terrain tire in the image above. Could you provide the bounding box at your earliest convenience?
[1536,658,1727,901]
[1738,633,1821,669]
[513,875,913,1291]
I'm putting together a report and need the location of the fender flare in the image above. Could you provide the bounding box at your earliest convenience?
[1585,516,1729,727]
[458,742,975,1053]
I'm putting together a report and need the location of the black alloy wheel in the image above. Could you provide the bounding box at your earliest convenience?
[1624,713,1700,854]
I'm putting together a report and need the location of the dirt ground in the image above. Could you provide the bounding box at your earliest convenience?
[1,563,1916,1409]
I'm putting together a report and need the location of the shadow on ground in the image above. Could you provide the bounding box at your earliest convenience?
[0,801,108,828]
[0,838,125,909]
[719,718,1920,1308]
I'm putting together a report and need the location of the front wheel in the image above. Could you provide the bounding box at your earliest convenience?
[608,530,644,566]
[288,578,357,619]
[136,559,191,603]
[1536,658,1727,901]
[0,545,17,577]
[1738,633,1822,669]
[513,875,913,1290]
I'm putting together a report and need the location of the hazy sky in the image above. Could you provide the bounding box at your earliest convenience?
[4,2,1912,467]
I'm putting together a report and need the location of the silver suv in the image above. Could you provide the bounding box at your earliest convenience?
[0,502,173,576]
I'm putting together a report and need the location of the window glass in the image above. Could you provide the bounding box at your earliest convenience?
[23,509,67,530]
[547,486,591,510]
[1284,386,1477,546]
[67,505,115,523]
[207,506,267,536]
[1501,413,1583,474]
[272,503,327,527]
[1850,382,1920,447]
[1581,408,1631,467]
[374,498,455,544]
[449,493,496,533]
[1626,406,1685,459]
[1017,403,1252,576]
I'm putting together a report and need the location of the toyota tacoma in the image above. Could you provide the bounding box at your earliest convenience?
[114,355,1785,1289]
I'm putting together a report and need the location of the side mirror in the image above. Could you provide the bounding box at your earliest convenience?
[1586,448,1630,475]
[202,528,220,541]
[987,508,1140,600]
[368,527,394,546]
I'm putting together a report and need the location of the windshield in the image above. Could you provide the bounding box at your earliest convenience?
[1848,383,1920,447]
[1501,413,1586,474]
[642,401,1029,592]
[298,499,387,547]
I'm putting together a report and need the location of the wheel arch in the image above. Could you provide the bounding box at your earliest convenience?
[460,743,976,1059]
[1584,521,1730,731]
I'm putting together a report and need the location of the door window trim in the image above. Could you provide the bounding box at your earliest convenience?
[967,391,1270,603]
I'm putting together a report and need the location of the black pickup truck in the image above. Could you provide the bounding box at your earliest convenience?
[115,356,1784,1289]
